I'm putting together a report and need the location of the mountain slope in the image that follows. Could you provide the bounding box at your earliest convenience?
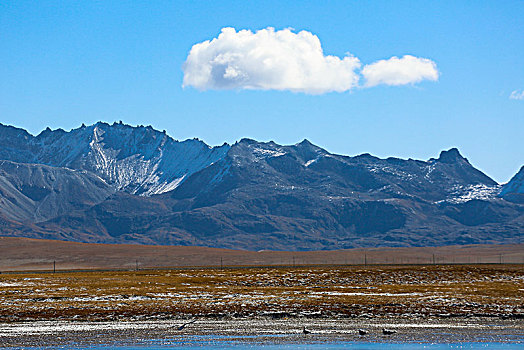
[23,136,523,250]
[147,139,520,249]
[0,160,115,223]
[500,166,524,203]
[0,122,230,195]
[0,122,522,250]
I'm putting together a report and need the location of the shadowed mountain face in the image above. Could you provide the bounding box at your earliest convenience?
[0,160,115,223]
[500,166,524,204]
[0,123,522,250]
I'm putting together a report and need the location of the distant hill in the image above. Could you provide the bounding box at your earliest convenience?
[0,122,522,250]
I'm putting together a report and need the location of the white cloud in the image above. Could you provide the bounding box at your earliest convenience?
[509,90,524,100]
[182,27,361,94]
[361,55,439,87]
[182,27,439,94]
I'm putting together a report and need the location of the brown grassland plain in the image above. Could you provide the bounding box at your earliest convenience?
[0,264,522,322]
[0,237,523,271]
[0,237,523,323]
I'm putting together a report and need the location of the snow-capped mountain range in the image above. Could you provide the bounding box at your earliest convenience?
[0,122,522,250]
[0,122,229,196]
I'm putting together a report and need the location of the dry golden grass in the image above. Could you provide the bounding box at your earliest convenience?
[0,264,522,321]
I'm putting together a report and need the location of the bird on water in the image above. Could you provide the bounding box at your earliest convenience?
[358,329,368,335]
[303,326,312,334]
[177,319,196,331]
[382,328,397,335]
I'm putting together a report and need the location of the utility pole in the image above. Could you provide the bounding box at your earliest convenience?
[53,261,56,273]
[136,260,138,271]
[364,254,367,266]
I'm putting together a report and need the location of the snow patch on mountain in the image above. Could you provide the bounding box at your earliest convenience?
[367,165,415,181]
[304,158,318,167]
[0,122,231,196]
[438,184,502,204]
[424,164,436,181]
[253,148,286,160]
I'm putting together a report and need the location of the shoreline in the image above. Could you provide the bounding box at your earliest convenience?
[1,264,522,346]
[0,317,523,347]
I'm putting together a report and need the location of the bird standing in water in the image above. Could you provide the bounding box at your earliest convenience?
[177,319,196,331]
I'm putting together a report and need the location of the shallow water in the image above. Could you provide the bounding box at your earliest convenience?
[1,319,522,349]
[45,341,524,349]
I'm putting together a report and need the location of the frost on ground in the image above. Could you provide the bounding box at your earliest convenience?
[0,265,522,323]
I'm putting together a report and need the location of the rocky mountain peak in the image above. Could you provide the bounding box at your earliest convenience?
[437,147,468,164]
[0,123,32,141]
[0,122,231,196]
[297,138,313,146]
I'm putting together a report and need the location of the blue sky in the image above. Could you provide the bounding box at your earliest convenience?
[0,1,522,182]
